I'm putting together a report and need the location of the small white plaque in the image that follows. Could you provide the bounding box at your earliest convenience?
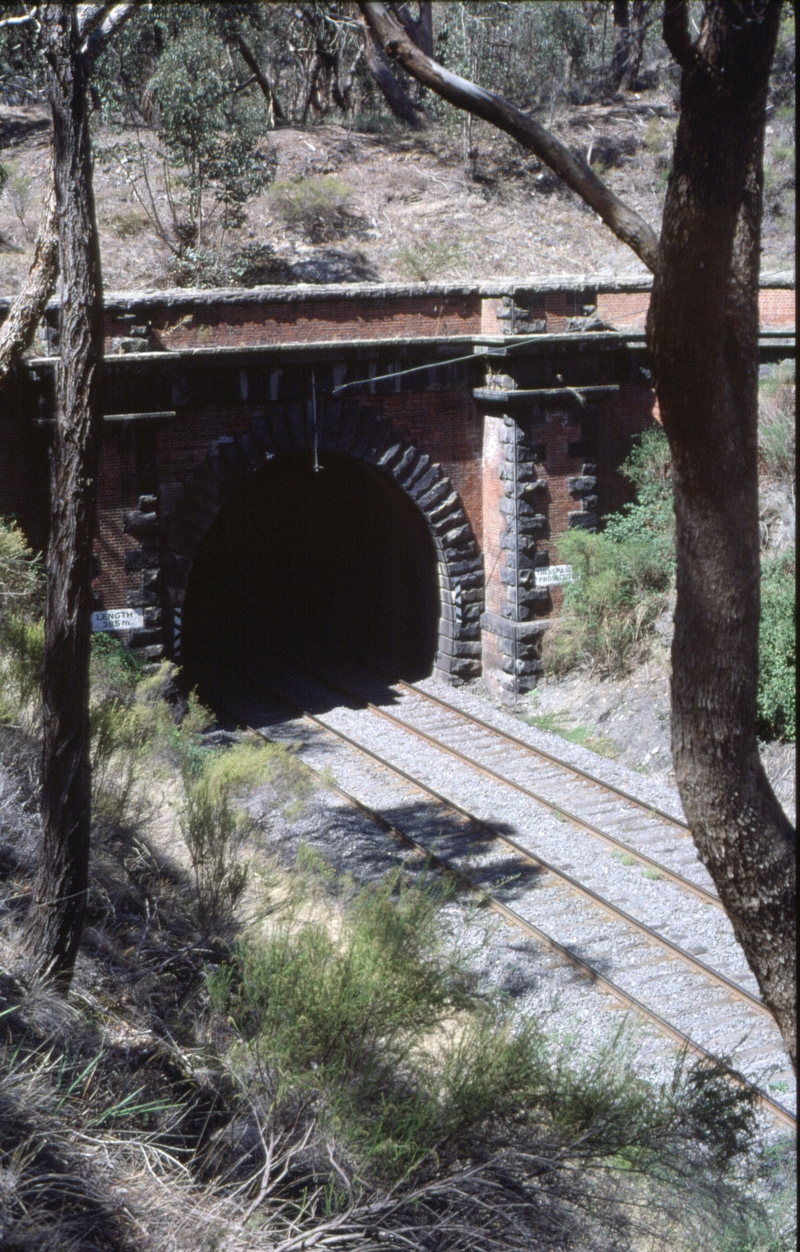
[534,565,576,588]
[91,608,144,633]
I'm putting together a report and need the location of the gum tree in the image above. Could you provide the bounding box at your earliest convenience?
[0,2,136,988]
[360,0,796,1067]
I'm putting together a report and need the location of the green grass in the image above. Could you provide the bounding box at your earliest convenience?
[612,851,639,867]
[269,176,359,242]
[526,710,619,758]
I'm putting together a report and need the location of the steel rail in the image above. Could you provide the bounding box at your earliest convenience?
[393,680,690,831]
[264,657,719,909]
[298,654,689,830]
[225,662,769,1019]
[213,687,796,1132]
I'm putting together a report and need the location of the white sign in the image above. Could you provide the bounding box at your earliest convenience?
[534,565,576,588]
[91,609,144,633]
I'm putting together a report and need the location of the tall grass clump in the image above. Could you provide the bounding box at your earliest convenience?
[544,428,674,677]
[757,548,795,742]
[759,359,796,487]
[88,641,212,831]
[206,860,761,1247]
[180,737,312,934]
[0,516,44,726]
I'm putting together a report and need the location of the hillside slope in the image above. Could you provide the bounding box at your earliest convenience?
[0,86,794,293]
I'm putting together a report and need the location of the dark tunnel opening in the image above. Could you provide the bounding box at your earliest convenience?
[182,451,441,685]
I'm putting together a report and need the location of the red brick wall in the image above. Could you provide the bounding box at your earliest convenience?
[481,416,506,617]
[481,299,504,336]
[105,294,482,353]
[759,287,795,326]
[4,278,791,672]
[596,290,651,330]
[597,286,794,332]
[94,432,141,612]
[374,389,483,548]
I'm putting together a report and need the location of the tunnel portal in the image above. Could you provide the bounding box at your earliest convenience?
[182,451,441,684]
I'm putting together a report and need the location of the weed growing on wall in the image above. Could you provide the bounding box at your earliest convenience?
[544,429,674,677]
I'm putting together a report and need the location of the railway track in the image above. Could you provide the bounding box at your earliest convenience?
[207,655,796,1129]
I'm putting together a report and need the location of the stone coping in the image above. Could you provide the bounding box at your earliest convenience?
[0,270,793,315]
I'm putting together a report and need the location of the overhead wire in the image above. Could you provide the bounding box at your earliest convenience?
[329,332,583,395]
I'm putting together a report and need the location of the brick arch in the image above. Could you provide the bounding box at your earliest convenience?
[161,402,483,683]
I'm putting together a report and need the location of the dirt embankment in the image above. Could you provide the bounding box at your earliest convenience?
[503,649,796,828]
[0,87,794,292]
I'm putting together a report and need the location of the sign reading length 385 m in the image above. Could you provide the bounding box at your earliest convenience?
[91,609,144,632]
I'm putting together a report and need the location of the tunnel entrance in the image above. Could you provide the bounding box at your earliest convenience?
[182,451,441,684]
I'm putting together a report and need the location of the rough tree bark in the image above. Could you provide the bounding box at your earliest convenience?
[21,2,105,989]
[227,27,286,121]
[362,21,426,127]
[361,0,796,1067]
[611,0,653,91]
[0,5,136,389]
[391,2,433,56]
[649,0,795,1067]
[0,174,58,383]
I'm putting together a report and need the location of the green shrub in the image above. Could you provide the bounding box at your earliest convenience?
[2,162,34,240]
[0,615,44,721]
[545,429,674,677]
[209,862,757,1194]
[89,632,143,703]
[643,117,676,154]
[179,737,312,932]
[180,774,250,934]
[100,24,275,262]
[88,643,213,830]
[105,209,149,238]
[0,516,44,617]
[757,549,795,742]
[269,176,360,243]
[0,517,44,723]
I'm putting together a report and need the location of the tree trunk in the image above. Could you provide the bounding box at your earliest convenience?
[392,2,434,57]
[362,24,426,128]
[229,28,286,121]
[612,0,651,91]
[24,4,104,990]
[0,171,58,388]
[649,0,795,1066]
[611,0,631,87]
[618,1,650,91]
[361,0,796,1068]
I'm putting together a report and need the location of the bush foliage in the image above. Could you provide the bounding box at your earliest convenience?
[206,856,762,1243]
[269,176,360,243]
[0,517,44,724]
[544,429,674,677]
[757,549,796,741]
[545,426,796,744]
